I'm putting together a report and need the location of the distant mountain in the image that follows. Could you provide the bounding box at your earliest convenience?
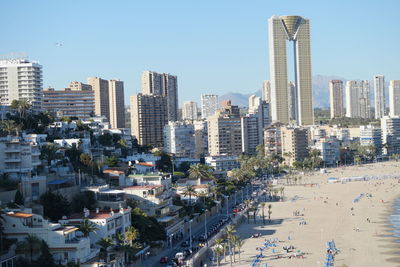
[219,75,346,108]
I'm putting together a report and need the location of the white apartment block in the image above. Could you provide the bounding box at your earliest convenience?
[314,137,340,166]
[248,95,261,114]
[205,155,240,173]
[389,80,400,117]
[182,101,198,120]
[374,75,385,119]
[360,125,382,155]
[201,94,219,119]
[0,59,43,112]
[345,80,370,119]
[329,80,344,118]
[59,207,132,245]
[262,80,271,103]
[4,209,97,265]
[163,121,195,158]
[381,116,400,155]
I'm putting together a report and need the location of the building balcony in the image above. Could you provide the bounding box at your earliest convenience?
[4,158,21,163]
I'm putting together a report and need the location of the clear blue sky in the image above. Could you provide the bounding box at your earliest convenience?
[2,0,400,105]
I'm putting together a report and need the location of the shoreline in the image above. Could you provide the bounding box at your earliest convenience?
[216,161,400,266]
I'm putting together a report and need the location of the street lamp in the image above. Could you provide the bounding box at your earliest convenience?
[222,195,229,218]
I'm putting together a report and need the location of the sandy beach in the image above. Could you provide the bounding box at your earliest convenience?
[217,161,400,267]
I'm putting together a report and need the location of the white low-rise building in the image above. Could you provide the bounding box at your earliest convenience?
[314,137,340,167]
[59,207,132,245]
[4,209,97,265]
[54,138,91,153]
[205,155,239,174]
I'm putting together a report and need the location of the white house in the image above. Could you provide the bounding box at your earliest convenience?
[59,207,132,245]
[3,208,97,265]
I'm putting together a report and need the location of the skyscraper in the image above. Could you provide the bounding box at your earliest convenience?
[108,80,125,128]
[201,94,219,119]
[141,71,178,121]
[0,59,43,112]
[389,80,400,117]
[182,101,198,121]
[262,80,271,103]
[345,80,370,119]
[268,15,313,125]
[130,94,167,147]
[329,80,344,118]
[248,95,261,114]
[88,77,110,119]
[374,75,385,119]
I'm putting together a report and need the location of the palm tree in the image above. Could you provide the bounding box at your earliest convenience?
[0,120,21,136]
[279,187,285,200]
[251,207,257,224]
[233,236,244,263]
[183,185,197,214]
[188,164,214,181]
[78,219,98,237]
[225,225,236,267]
[0,209,5,253]
[214,238,225,264]
[125,226,139,247]
[268,204,272,223]
[213,245,224,267]
[17,234,42,262]
[97,237,113,263]
[260,203,266,224]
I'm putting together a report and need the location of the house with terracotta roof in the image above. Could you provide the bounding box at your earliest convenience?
[59,206,131,245]
[3,208,97,266]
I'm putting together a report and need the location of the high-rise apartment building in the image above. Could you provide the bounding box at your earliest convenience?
[69,81,92,91]
[163,121,195,158]
[329,80,344,118]
[88,77,110,120]
[241,114,262,155]
[108,80,125,128]
[281,126,309,166]
[360,125,382,155]
[262,80,271,103]
[141,71,178,121]
[381,116,400,155]
[43,87,94,119]
[268,15,313,125]
[248,95,261,114]
[374,75,385,119]
[314,137,340,166]
[220,100,240,118]
[0,59,43,112]
[182,101,198,121]
[264,125,282,157]
[130,94,167,147]
[345,80,370,119]
[201,94,219,119]
[207,110,242,156]
[194,121,208,158]
[389,80,400,117]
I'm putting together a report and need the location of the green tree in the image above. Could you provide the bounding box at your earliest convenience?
[16,234,41,262]
[104,156,118,167]
[0,120,21,136]
[154,151,172,172]
[35,240,55,267]
[97,237,113,263]
[125,226,139,247]
[188,164,214,180]
[268,204,272,223]
[130,208,166,243]
[79,153,92,167]
[78,219,98,237]
[14,190,24,206]
[98,133,113,146]
[183,185,197,215]
[40,144,59,166]
[71,191,97,213]
[39,192,70,221]
[260,202,266,224]
[225,224,236,267]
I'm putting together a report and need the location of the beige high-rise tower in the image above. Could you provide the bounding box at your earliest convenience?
[329,80,344,118]
[108,80,125,128]
[88,77,110,119]
[268,15,314,125]
[389,80,400,117]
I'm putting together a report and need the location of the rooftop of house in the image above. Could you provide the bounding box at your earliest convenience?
[122,185,163,190]
[65,209,130,220]
[6,212,33,219]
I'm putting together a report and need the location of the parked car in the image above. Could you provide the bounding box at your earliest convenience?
[160,256,169,263]
[181,241,189,247]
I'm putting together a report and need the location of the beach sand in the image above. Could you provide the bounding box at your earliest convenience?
[217,161,400,267]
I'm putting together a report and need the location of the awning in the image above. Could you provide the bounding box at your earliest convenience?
[47,179,69,185]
